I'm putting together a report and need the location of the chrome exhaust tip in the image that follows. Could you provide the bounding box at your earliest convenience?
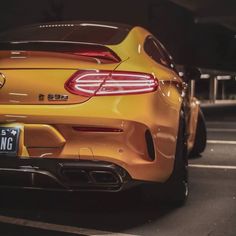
[90,171,119,184]
[61,169,90,184]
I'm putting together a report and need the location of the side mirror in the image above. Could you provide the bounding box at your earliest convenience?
[183,66,201,82]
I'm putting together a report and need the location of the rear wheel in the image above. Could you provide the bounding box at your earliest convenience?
[141,113,188,206]
[190,109,207,157]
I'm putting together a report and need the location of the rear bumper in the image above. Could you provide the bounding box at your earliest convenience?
[0,157,137,192]
[0,92,180,183]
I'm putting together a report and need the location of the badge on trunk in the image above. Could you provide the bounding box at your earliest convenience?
[38,94,69,101]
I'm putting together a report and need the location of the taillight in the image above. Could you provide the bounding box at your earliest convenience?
[65,70,158,97]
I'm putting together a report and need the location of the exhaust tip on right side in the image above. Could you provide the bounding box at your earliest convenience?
[90,171,119,184]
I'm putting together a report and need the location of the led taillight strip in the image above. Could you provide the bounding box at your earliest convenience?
[65,70,158,97]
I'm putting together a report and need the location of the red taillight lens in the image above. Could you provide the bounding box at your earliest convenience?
[65,70,158,97]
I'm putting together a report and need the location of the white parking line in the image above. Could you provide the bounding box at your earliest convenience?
[208,128,236,132]
[206,121,236,125]
[189,164,236,170]
[0,215,139,236]
[207,140,236,145]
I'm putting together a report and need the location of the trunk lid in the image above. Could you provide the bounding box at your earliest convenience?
[0,42,122,105]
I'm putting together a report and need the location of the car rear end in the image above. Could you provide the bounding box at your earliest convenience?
[0,22,177,192]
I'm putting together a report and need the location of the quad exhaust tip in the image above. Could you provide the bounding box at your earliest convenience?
[61,168,120,185]
[90,171,119,184]
[0,161,131,192]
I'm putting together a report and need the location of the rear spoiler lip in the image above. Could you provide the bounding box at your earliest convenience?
[2,40,105,45]
[0,40,121,63]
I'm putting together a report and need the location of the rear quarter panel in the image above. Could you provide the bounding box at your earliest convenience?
[110,27,184,180]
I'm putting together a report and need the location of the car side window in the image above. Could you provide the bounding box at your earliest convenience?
[144,36,178,73]
[154,38,179,73]
[144,37,169,67]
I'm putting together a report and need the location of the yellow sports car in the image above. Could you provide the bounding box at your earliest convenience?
[0,22,206,204]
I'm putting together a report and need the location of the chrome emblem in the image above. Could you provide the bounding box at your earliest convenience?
[38,94,69,101]
[0,73,6,89]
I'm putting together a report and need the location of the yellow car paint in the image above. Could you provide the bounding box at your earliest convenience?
[0,24,200,184]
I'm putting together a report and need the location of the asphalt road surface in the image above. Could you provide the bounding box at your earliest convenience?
[0,121,235,236]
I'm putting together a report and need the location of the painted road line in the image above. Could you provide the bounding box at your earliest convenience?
[189,164,236,170]
[0,215,139,236]
[208,128,236,132]
[206,121,236,125]
[207,140,236,145]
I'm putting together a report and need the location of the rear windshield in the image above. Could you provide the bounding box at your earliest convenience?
[0,22,131,45]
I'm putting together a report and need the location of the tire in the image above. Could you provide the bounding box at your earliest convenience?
[190,109,207,157]
[141,112,189,206]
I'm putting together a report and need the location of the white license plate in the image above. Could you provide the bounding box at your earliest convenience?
[0,127,20,156]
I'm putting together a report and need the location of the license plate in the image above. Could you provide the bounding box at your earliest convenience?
[0,127,20,156]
